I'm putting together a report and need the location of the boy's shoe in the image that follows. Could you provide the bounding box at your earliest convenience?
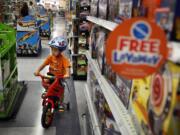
[58,104,65,112]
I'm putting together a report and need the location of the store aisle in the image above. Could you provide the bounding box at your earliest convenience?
[0,15,81,135]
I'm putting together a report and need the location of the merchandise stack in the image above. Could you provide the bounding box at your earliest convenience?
[83,0,180,135]
[16,4,51,56]
[71,0,90,80]
[16,15,42,56]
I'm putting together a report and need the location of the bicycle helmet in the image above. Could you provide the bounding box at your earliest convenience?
[48,36,67,52]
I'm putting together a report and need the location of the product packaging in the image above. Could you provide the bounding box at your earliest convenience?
[16,31,40,55]
[108,0,119,22]
[115,75,132,108]
[94,80,121,134]
[115,0,133,23]
[78,34,88,53]
[132,0,141,17]
[90,0,99,17]
[129,62,180,135]
[79,21,90,33]
[17,15,37,31]
[88,62,121,134]
[80,0,90,8]
[171,0,180,41]
[89,25,100,59]
[154,0,176,39]
[96,31,107,74]
[73,55,88,77]
[98,0,108,19]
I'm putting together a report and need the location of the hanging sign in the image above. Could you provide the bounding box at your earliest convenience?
[106,17,168,79]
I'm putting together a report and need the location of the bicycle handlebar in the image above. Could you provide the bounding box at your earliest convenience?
[34,73,70,79]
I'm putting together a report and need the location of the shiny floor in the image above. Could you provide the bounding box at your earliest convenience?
[0,15,85,135]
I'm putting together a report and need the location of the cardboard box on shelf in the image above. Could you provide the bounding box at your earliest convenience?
[129,62,180,135]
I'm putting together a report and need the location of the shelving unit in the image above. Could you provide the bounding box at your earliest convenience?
[0,23,25,119]
[86,15,180,135]
[86,51,137,135]
[70,1,90,80]
[68,1,180,135]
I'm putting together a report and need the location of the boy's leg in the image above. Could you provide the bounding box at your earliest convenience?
[58,88,65,112]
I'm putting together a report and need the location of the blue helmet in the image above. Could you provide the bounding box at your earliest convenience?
[48,36,67,52]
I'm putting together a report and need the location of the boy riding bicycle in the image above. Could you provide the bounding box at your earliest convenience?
[34,36,71,111]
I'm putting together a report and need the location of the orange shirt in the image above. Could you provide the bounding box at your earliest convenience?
[43,54,71,76]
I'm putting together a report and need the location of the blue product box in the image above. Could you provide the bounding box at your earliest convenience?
[16,30,40,55]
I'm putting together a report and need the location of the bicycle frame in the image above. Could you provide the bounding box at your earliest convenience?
[38,74,66,109]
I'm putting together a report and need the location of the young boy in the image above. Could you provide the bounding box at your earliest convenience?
[34,36,70,110]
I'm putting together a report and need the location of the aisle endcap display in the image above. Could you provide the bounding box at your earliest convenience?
[86,51,137,135]
[84,84,101,135]
[16,15,42,56]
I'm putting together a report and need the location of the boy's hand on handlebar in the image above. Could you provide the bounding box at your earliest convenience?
[34,71,40,76]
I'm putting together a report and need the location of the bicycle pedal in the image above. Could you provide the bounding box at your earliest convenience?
[59,109,65,112]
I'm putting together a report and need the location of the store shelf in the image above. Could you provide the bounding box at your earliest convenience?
[87,16,118,31]
[86,51,137,135]
[84,84,101,135]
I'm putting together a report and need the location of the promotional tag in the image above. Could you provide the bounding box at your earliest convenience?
[106,18,168,79]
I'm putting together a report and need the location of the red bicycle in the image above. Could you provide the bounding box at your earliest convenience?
[37,73,70,129]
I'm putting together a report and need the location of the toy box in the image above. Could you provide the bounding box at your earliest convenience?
[80,0,90,7]
[129,62,180,135]
[88,63,98,99]
[77,55,88,76]
[108,0,119,22]
[98,0,108,19]
[116,0,133,23]
[155,0,176,39]
[37,14,51,38]
[36,5,51,38]
[16,15,41,56]
[17,15,37,31]
[90,0,99,17]
[114,75,132,108]
[132,0,141,17]
[73,54,88,80]
[89,25,100,59]
[16,31,41,55]
[171,0,180,41]
[91,72,121,135]
[78,34,89,53]
[96,31,107,74]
